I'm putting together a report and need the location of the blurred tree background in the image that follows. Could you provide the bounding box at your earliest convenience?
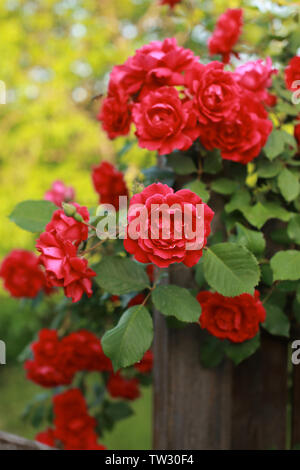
[0,0,298,448]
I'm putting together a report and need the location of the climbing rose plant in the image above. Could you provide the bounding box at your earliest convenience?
[1,2,300,450]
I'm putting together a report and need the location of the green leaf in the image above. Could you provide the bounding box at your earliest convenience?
[9,200,56,232]
[203,243,260,297]
[200,335,225,368]
[235,223,266,255]
[211,178,239,195]
[243,201,291,229]
[288,215,300,244]
[167,153,197,175]
[225,189,251,214]
[142,166,175,187]
[105,402,133,422]
[261,264,273,287]
[101,305,153,371]
[203,149,222,174]
[94,257,150,295]
[183,179,209,203]
[263,302,290,337]
[277,168,300,202]
[225,334,260,365]
[271,251,300,281]
[257,159,282,178]
[152,285,201,322]
[264,130,285,160]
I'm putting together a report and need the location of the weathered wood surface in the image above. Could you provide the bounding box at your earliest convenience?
[231,333,288,450]
[0,431,54,450]
[153,264,232,450]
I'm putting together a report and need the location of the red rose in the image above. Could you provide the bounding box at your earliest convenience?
[160,0,181,8]
[127,293,146,307]
[186,61,240,124]
[92,161,128,210]
[124,183,214,268]
[285,56,300,91]
[60,330,112,372]
[134,350,153,374]
[25,330,74,387]
[44,180,75,207]
[234,57,277,102]
[36,232,96,303]
[208,8,243,63]
[199,94,272,164]
[0,249,46,298]
[46,203,89,246]
[35,429,56,448]
[132,87,199,155]
[197,290,266,343]
[98,89,132,139]
[108,38,197,98]
[25,329,112,388]
[107,372,140,400]
[53,389,105,450]
[146,264,155,283]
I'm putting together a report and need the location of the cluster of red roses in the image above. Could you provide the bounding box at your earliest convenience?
[98,10,278,164]
[25,329,111,387]
[36,203,96,303]
[36,389,106,450]
[26,329,153,449]
[26,328,152,393]
[197,290,266,343]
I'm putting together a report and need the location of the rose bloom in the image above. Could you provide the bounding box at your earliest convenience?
[285,56,300,91]
[132,86,199,155]
[124,183,214,268]
[44,180,75,207]
[46,203,89,246]
[108,38,197,98]
[98,88,132,139]
[0,249,46,298]
[36,232,96,303]
[53,389,106,450]
[36,429,56,448]
[234,57,277,102]
[197,290,266,343]
[134,350,153,374]
[199,94,273,164]
[92,161,128,210]
[208,8,243,64]
[107,372,140,400]
[186,61,240,124]
[60,330,112,372]
[25,330,74,387]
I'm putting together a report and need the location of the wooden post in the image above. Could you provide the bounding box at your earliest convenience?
[231,333,288,450]
[153,264,232,450]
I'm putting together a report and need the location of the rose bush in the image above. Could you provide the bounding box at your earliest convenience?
[1,0,300,450]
